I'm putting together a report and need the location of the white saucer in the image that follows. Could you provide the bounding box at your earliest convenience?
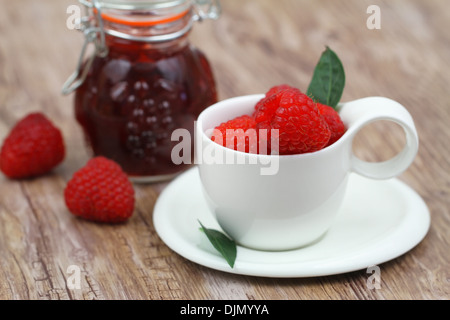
[153,167,430,278]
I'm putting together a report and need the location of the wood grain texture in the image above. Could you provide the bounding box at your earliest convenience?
[0,0,448,300]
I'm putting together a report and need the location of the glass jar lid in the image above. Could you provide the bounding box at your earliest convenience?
[62,0,220,94]
[79,0,220,21]
[82,0,189,10]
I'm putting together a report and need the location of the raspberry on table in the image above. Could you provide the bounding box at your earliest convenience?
[64,156,135,223]
[0,112,65,179]
[317,103,346,146]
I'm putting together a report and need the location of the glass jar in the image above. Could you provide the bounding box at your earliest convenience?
[63,0,220,182]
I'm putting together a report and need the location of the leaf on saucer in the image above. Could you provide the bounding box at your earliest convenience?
[307,46,345,109]
[198,220,237,268]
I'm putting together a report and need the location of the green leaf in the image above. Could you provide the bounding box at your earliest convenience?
[198,220,237,268]
[307,46,346,109]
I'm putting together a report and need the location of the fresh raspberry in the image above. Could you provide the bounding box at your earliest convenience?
[265,84,295,98]
[317,103,346,146]
[254,88,331,154]
[64,157,135,223]
[254,92,282,125]
[254,85,300,124]
[211,115,257,153]
[0,113,65,179]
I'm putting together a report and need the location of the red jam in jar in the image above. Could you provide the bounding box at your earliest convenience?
[63,0,220,182]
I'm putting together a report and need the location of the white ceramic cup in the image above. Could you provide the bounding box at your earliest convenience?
[195,95,419,251]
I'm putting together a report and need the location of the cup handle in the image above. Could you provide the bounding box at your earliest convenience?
[338,97,419,180]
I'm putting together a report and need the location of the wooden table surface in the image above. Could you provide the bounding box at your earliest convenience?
[0,0,448,300]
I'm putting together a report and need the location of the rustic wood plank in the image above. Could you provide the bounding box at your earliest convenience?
[0,0,448,300]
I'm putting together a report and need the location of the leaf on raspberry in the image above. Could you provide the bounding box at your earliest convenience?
[307,46,345,109]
